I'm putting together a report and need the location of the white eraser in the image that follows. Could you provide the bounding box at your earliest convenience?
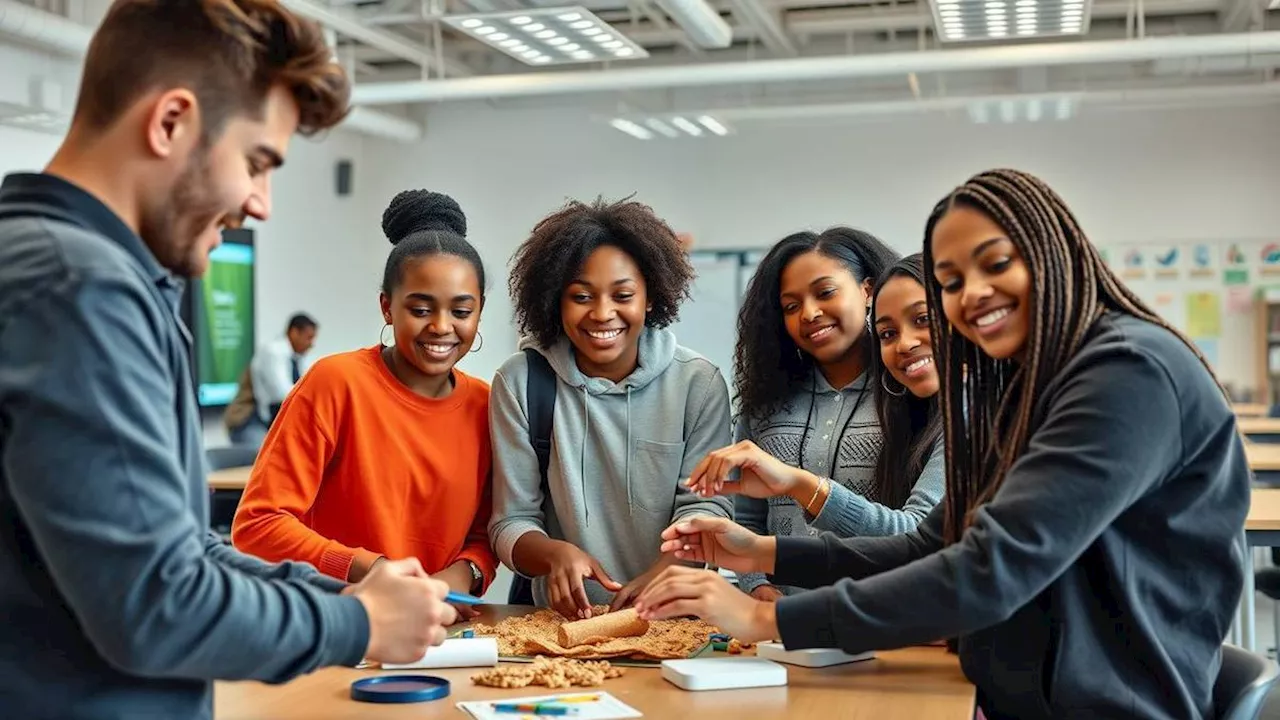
[380,638,498,670]
[756,641,874,668]
[660,658,787,691]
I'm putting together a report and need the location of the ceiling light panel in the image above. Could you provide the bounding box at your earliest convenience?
[443,6,648,66]
[607,114,733,139]
[931,0,1092,42]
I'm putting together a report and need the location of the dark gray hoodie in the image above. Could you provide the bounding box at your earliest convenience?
[489,327,733,606]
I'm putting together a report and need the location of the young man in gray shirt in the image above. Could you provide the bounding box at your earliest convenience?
[0,3,455,719]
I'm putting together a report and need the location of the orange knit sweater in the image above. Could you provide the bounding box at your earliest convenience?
[231,346,497,588]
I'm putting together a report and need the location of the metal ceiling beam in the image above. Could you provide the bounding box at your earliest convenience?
[725,0,797,55]
[352,30,1280,103]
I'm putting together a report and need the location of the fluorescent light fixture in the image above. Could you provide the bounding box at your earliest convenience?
[930,0,1092,41]
[607,114,732,140]
[698,115,730,135]
[966,95,1076,123]
[645,118,680,138]
[652,0,734,49]
[444,6,649,65]
[610,118,654,139]
[671,117,703,136]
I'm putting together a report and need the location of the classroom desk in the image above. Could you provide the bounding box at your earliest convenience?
[1238,487,1280,653]
[1238,417,1280,443]
[208,466,252,491]
[1235,403,1271,418]
[214,606,976,720]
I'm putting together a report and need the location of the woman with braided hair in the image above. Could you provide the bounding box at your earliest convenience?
[634,168,1249,720]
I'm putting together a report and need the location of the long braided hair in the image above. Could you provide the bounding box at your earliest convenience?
[922,168,1220,544]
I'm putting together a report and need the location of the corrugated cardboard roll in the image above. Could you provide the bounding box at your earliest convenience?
[557,609,650,648]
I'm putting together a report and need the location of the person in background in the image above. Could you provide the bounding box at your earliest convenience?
[489,197,732,620]
[725,228,901,601]
[635,168,1249,720]
[687,253,944,588]
[224,312,318,448]
[0,3,456,720]
[233,190,497,618]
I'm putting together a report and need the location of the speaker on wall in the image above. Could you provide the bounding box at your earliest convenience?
[335,159,353,197]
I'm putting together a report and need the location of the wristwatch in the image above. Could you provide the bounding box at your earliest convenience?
[465,560,483,594]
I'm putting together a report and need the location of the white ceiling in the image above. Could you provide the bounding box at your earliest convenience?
[1,0,1278,136]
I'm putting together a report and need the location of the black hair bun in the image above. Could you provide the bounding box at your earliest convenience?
[381,190,467,245]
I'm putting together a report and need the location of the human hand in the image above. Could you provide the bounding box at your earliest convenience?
[347,558,458,664]
[634,567,778,643]
[435,561,482,623]
[684,441,811,499]
[608,555,677,612]
[749,585,785,603]
[658,516,775,575]
[545,541,623,620]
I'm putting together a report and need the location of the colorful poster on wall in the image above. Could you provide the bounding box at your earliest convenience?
[1151,292,1184,331]
[1226,286,1254,315]
[1149,244,1182,280]
[1186,291,1222,338]
[1259,242,1280,280]
[1224,242,1250,285]
[1187,243,1217,280]
[1120,246,1147,281]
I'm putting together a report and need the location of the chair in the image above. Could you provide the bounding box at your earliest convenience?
[1213,644,1280,720]
[206,446,257,536]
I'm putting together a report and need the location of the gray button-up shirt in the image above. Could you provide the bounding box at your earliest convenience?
[0,173,367,720]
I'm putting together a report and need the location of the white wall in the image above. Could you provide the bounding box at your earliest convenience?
[359,101,1280,391]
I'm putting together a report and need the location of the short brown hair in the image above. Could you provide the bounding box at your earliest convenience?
[75,0,350,139]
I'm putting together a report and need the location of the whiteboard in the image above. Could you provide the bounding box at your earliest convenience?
[670,253,748,384]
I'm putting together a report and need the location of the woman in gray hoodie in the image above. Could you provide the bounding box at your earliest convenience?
[488,197,733,621]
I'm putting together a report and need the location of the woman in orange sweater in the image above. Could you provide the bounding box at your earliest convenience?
[232,190,497,615]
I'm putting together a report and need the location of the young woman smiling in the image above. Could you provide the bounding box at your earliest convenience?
[688,253,945,597]
[635,169,1248,720]
[488,197,732,621]
[232,190,498,613]
[711,228,904,600]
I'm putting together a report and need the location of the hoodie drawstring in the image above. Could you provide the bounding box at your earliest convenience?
[581,386,590,527]
[625,387,633,516]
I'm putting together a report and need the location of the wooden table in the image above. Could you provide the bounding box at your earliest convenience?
[1238,417,1280,442]
[1235,403,1271,418]
[1237,487,1280,653]
[209,466,252,491]
[214,606,975,720]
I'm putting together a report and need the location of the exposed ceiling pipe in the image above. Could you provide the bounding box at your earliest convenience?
[623,0,1218,44]
[0,0,424,142]
[278,0,473,77]
[0,0,93,55]
[353,30,1280,103]
[653,0,735,48]
[725,0,797,55]
[666,81,1280,122]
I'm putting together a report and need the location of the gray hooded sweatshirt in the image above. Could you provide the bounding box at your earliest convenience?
[489,327,733,607]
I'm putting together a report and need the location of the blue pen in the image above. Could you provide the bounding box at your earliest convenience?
[446,591,484,605]
[491,703,573,715]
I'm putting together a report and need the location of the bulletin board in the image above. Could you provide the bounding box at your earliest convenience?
[1099,239,1280,398]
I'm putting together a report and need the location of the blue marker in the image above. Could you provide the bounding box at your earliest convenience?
[446,591,484,605]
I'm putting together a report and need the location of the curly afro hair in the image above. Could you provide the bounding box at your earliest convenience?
[508,197,694,349]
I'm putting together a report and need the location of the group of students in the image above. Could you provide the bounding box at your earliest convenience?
[0,3,1252,720]
[232,171,1251,720]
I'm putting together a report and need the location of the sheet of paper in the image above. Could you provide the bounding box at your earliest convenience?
[1186,291,1222,338]
[457,691,642,720]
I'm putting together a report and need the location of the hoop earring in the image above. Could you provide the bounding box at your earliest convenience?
[379,323,393,347]
[472,332,484,353]
[881,372,907,397]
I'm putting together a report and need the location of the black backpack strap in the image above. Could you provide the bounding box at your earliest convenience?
[508,348,557,606]
[523,347,556,490]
